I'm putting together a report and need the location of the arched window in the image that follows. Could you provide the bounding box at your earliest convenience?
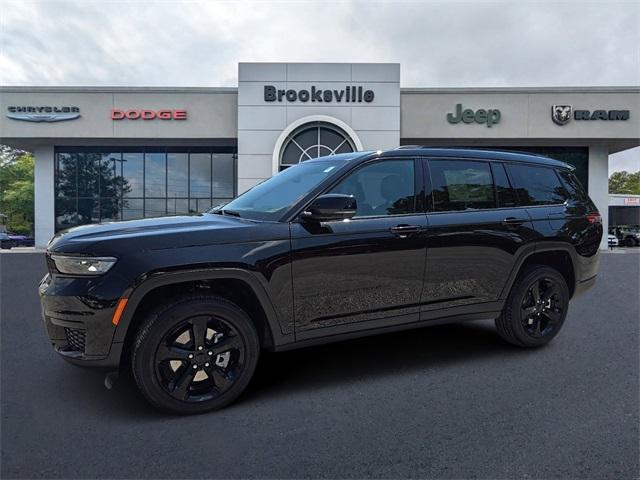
[279,122,355,169]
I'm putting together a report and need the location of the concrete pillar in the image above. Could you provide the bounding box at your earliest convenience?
[33,145,55,248]
[587,145,609,250]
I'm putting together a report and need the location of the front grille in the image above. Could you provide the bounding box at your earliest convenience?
[64,327,86,353]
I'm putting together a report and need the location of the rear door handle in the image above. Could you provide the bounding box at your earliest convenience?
[502,217,525,227]
[390,224,422,237]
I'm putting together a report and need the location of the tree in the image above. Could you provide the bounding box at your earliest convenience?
[609,171,640,195]
[0,148,34,235]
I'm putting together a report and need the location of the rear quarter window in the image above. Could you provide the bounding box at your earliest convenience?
[507,163,568,206]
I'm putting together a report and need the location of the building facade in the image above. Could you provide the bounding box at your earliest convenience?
[1,62,638,249]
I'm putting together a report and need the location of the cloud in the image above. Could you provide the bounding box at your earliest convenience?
[1,0,638,87]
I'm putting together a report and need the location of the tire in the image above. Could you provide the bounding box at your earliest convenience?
[132,295,260,414]
[625,237,635,247]
[495,265,570,348]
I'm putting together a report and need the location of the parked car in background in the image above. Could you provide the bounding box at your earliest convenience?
[0,232,35,249]
[613,226,640,247]
[607,232,619,247]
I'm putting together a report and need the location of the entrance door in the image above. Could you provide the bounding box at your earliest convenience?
[290,158,428,338]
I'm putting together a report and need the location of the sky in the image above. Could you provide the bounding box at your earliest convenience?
[0,0,638,172]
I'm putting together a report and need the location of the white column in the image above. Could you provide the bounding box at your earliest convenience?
[587,145,609,251]
[33,145,55,248]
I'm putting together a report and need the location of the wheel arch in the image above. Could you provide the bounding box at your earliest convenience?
[113,268,292,366]
[501,243,578,301]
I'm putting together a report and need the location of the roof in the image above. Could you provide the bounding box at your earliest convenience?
[377,147,573,168]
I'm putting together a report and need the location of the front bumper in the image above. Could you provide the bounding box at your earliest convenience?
[39,273,124,370]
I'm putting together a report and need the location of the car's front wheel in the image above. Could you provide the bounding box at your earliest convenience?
[132,295,260,414]
[495,265,570,348]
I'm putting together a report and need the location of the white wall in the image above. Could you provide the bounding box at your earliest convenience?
[588,145,610,250]
[237,63,400,193]
[33,145,55,247]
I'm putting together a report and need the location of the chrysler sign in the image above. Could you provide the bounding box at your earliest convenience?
[6,106,81,122]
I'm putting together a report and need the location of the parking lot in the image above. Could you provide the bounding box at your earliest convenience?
[1,249,638,479]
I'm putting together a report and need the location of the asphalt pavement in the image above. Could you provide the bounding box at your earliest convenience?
[1,249,638,479]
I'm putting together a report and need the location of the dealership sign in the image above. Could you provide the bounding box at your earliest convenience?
[110,109,187,120]
[447,104,501,127]
[264,85,374,103]
[6,106,81,122]
[552,105,630,125]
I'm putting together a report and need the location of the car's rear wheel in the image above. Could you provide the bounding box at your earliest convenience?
[495,265,569,348]
[132,295,260,414]
[625,237,636,247]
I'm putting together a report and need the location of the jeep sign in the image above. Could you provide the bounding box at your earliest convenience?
[447,104,501,127]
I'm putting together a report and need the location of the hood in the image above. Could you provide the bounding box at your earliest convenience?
[48,213,259,254]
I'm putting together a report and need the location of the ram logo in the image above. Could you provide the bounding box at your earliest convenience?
[551,105,572,125]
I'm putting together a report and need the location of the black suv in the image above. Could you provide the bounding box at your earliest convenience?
[39,148,602,414]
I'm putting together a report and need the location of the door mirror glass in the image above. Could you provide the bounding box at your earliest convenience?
[301,194,357,222]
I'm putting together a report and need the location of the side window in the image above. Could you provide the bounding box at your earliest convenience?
[491,163,517,207]
[557,170,587,202]
[507,164,568,206]
[429,160,495,211]
[328,160,416,217]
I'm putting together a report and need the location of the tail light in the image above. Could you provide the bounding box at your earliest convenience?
[586,212,601,224]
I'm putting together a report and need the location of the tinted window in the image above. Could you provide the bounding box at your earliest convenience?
[491,163,516,207]
[508,164,567,206]
[329,160,416,217]
[557,170,587,202]
[429,160,494,211]
[221,159,346,221]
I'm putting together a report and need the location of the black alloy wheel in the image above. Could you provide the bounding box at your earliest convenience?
[132,295,260,414]
[495,265,569,347]
[519,277,564,339]
[155,315,245,402]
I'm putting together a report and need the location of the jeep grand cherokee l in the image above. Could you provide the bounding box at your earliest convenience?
[39,148,602,414]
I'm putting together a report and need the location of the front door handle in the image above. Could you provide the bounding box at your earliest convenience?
[390,224,422,238]
[502,217,525,227]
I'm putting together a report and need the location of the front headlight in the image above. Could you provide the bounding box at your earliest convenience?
[50,255,117,275]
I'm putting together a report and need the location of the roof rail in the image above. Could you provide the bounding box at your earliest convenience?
[394,145,424,149]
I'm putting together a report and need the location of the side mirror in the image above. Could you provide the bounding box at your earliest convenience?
[301,194,357,222]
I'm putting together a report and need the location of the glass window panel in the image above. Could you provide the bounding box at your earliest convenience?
[55,196,77,231]
[430,160,495,212]
[167,152,189,198]
[508,164,567,206]
[77,198,99,226]
[190,153,211,198]
[212,154,235,198]
[77,153,100,197]
[293,128,318,155]
[144,198,167,218]
[100,197,122,223]
[122,153,143,198]
[491,163,517,208]
[56,153,77,199]
[329,160,416,217]
[145,152,166,197]
[99,152,122,198]
[122,198,144,220]
[167,198,189,216]
[320,128,345,151]
[281,141,303,165]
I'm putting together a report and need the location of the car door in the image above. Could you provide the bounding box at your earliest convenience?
[289,157,428,339]
[421,158,537,313]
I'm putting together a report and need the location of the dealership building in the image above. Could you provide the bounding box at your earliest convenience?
[1,62,638,249]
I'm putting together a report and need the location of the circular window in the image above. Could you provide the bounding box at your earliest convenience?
[279,122,355,168]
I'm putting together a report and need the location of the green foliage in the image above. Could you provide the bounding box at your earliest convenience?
[609,171,640,195]
[0,149,34,235]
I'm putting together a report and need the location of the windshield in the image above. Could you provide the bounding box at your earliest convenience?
[214,159,348,221]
